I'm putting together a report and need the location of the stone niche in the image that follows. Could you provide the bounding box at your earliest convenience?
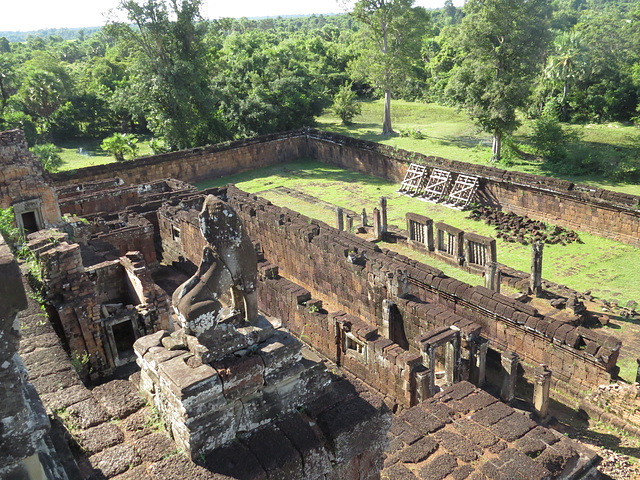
[134,195,391,477]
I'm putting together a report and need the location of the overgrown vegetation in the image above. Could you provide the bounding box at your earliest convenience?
[0,206,20,247]
[332,82,362,125]
[100,133,139,162]
[30,143,63,172]
[1,0,638,162]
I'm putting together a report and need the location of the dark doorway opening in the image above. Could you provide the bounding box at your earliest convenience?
[21,211,39,234]
[389,304,409,350]
[112,320,136,361]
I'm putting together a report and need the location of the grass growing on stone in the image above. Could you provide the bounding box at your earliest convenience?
[197,158,640,307]
[317,99,640,196]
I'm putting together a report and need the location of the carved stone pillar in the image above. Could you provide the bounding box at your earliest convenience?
[372,208,381,240]
[470,340,488,387]
[533,364,552,419]
[500,351,519,403]
[345,215,353,234]
[484,262,500,293]
[335,207,344,231]
[381,300,393,340]
[415,368,432,403]
[361,208,368,227]
[378,197,388,233]
[530,242,544,297]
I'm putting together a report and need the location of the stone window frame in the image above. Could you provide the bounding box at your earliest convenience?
[406,213,434,251]
[434,222,464,265]
[344,332,367,363]
[171,225,181,241]
[463,232,497,268]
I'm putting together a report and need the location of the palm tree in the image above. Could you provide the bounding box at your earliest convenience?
[545,30,587,121]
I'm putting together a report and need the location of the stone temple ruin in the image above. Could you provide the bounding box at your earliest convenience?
[2,126,639,478]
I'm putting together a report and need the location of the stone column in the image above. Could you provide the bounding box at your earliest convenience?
[381,300,393,340]
[530,242,544,297]
[635,358,640,384]
[415,368,432,403]
[345,215,353,234]
[361,208,368,227]
[335,207,344,231]
[378,197,388,233]
[533,364,552,419]
[425,219,435,251]
[372,208,381,240]
[427,346,437,397]
[500,351,519,403]
[470,340,488,387]
[484,262,499,292]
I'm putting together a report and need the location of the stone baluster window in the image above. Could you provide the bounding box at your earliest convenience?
[463,233,497,269]
[434,222,465,265]
[406,213,434,251]
[410,220,425,244]
[345,332,367,361]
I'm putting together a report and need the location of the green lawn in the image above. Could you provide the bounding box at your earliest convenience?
[197,159,640,306]
[317,99,640,196]
[56,136,154,171]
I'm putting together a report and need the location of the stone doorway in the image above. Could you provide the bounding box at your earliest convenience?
[110,318,138,366]
[21,211,40,234]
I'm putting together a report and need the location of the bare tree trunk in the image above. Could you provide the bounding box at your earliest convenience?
[383,90,393,135]
[491,130,502,162]
[562,79,568,121]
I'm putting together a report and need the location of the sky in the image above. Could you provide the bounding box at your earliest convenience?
[0,0,463,33]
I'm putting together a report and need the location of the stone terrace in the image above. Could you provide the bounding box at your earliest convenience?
[383,382,600,480]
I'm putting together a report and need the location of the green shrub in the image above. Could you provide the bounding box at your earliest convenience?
[30,143,63,172]
[498,136,523,167]
[101,133,139,162]
[332,82,362,125]
[528,115,570,161]
[398,128,425,139]
[0,206,19,246]
[148,137,169,155]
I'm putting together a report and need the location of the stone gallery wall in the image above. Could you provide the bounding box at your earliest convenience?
[50,128,640,248]
[223,187,616,395]
[157,186,619,397]
[305,130,640,247]
[53,130,309,186]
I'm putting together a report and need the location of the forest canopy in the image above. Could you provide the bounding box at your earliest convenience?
[0,0,639,160]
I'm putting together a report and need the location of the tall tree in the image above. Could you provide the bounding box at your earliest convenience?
[544,30,587,120]
[107,0,226,149]
[349,0,427,134]
[445,0,551,161]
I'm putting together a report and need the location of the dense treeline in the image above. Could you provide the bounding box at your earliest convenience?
[0,0,638,161]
